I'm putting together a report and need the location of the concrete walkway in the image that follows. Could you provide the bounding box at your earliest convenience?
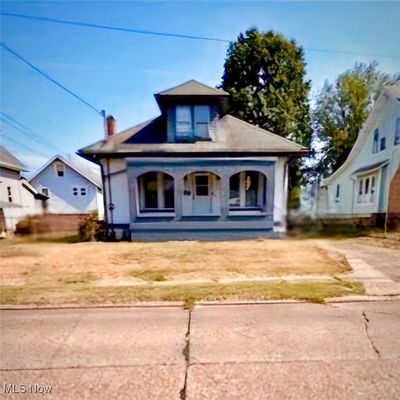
[318,240,400,296]
[1,301,399,399]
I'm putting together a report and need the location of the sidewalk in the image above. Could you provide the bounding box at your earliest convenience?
[318,240,400,297]
[1,300,399,399]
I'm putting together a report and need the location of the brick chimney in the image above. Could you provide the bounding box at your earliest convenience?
[106,115,116,139]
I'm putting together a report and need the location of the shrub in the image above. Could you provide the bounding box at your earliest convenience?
[15,217,35,235]
[78,213,106,241]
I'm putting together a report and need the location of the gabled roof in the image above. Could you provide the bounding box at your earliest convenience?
[155,79,229,97]
[0,145,28,172]
[79,114,307,157]
[321,83,400,186]
[29,155,102,189]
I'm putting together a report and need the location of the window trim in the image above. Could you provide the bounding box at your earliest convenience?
[357,173,377,205]
[372,128,379,154]
[55,162,65,177]
[395,117,400,146]
[229,171,267,214]
[175,105,210,139]
[137,172,175,217]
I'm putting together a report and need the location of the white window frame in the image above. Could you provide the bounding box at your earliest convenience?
[176,105,192,136]
[229,171,266,215]
[137,172,175,217]
[55,162,65,177]
[395,117,400,146]
[357,173,377,205]
[194,105,210,138]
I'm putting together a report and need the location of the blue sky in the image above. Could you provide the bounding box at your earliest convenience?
[1,1,399,174]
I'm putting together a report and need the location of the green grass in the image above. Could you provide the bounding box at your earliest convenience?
[0,280,364,306]
[127,270,168,282]
[57,272,99,284]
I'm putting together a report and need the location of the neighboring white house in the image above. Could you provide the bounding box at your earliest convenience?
[29,155,104,218]
[317,84,400,223]
[78,79,307,240]
[0,145,48,234]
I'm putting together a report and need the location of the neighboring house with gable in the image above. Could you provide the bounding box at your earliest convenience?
[0,145,48,234]
[78,79,307,240]
[29,155,104,218]
[317,84,400,225]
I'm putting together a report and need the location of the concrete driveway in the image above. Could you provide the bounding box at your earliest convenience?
[1,301,399,399]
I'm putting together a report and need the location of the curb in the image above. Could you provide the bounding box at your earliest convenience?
[1,295,400,311]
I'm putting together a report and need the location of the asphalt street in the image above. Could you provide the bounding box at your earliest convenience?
[1,300,399,399]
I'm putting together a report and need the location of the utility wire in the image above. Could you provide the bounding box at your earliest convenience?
[0,132,49,158]
[0,42,104,116]
[0,12,228,43]
[1,111,63,153]
[1,11,400,60]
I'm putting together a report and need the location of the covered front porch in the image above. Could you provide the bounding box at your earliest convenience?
[126,158,277,239]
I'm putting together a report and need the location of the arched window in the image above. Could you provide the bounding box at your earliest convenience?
[138,172,174,212]
[229,171,266,210]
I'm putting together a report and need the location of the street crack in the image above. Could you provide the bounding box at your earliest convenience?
[362,311,381,358]
[180,309,192,400]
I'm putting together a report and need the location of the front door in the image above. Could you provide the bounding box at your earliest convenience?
[193,173,212,215]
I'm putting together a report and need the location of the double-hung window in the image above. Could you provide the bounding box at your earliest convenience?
[175,105,210,139]
[194,106,210,138]
[176,106,192,136]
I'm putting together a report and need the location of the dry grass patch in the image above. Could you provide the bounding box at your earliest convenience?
[0,239,351,287]
[1,280,364,307]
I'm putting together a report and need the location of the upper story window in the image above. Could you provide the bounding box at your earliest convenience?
[175,105,210,140]
[176,106,192,136]
[372,129,379,153]
[41,187,49,197]
[395,117,400,146]
[380,137,386,151]
[194,105,210,139]
[72,187,87,197]
[55,162,64,177]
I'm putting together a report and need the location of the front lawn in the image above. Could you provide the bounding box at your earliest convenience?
[0,238,362,306]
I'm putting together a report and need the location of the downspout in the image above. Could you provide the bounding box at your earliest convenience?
[106,158,115,238]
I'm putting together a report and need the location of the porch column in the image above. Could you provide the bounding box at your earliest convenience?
[174,173,184,221]
[220,173,230,219]
[265,165,275,215]
[127,170,138,222]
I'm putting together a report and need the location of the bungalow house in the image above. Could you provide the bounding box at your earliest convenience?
[317,84,400,225]
[0,145,48,235]
[29,155,104,218]
[78,79,307,240]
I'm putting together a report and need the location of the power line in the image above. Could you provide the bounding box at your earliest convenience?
[1,11,400,60]
[0,132,49,158]
[0,111,63,153]
[0,42,104,116]
[0,12,228,43]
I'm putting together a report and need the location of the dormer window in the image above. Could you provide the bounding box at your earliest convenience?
[194,105,210,139]
[176,106,192,136]
[175,105,210,140]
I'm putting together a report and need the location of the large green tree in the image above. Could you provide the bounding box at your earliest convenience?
[313,62,399,177]
[221,27,312,147]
